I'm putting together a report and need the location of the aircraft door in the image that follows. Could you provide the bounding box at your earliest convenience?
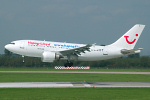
[103,47,108,55]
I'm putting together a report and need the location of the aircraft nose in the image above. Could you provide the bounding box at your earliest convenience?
[5,44,10,50]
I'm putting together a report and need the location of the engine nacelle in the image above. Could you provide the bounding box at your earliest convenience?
[41,51,62,62]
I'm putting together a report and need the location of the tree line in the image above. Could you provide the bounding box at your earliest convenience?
[0,49,150,68]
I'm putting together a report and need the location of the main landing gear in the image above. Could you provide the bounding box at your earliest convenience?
[64,60,73,67]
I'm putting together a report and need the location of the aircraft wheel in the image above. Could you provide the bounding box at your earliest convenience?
[64,62,73,67]
[69,62,73,67]
[64,63,68,67]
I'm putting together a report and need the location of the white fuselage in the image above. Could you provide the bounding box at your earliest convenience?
[5,40,123,61]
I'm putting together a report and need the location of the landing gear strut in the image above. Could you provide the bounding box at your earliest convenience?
[64,60,73,67]
[22,55,25,63]
[64,55,73,67]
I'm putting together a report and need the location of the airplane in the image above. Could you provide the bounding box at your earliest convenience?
[5,24,145,67]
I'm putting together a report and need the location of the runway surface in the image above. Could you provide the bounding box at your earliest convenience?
[1,71,150,88]
[1,82,150,88]
[0,71,150,74]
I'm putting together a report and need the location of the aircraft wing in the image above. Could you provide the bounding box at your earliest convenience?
[59,44,92,57]
[121,48,143,54]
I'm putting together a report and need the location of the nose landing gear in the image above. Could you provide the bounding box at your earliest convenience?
[22,55,25,63]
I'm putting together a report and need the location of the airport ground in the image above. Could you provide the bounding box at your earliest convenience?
[0,67,150,100]
[1,88,150,100]
[1,72,150,82]
[0,67,150,71]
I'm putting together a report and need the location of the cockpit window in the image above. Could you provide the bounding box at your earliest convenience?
[10,42,15,45]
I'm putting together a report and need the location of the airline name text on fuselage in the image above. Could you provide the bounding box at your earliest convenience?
[28,41,80,48]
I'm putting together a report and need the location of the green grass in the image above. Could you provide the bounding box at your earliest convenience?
[0,68,150,100]
[0,73,150,82]
[0,67,150,72]
[0,88,150,100]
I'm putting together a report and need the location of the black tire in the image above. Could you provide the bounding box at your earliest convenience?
[68,62,73,67]
[64,63,68,67]
[64,62,73,67]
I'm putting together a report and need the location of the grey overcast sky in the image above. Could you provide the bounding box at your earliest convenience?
[0,0,150,55]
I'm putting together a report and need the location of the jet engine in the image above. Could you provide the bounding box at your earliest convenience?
[41,51,62,62]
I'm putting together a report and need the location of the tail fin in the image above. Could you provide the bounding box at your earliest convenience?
[111,24,145,49]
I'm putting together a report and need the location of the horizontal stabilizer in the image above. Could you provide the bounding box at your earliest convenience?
[121,48,143,55]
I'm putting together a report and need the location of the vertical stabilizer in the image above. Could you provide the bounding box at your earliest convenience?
[110,24,145,49]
